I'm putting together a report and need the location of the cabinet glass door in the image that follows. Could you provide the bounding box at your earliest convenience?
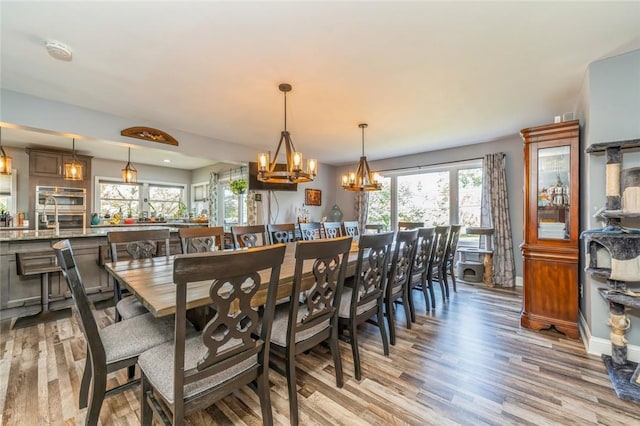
[537,145,570,239]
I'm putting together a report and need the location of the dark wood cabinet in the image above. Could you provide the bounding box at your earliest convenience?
[29,149,91,181]
[520,120,580,339]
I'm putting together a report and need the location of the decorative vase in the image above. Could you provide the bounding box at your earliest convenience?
[91,213,101,226]
[328,204,343,222]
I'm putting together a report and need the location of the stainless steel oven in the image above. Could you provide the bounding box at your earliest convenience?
[35,186,87,230]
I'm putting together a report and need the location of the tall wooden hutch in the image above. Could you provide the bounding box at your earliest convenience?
[520,120,580,339]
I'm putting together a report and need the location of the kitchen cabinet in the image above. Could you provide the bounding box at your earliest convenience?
[520,120,580,339]
[28,148,91,181]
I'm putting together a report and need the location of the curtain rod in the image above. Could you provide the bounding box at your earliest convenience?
[375,156,486,174]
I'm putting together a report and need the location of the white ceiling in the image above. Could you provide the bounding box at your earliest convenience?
[1,1,639,170]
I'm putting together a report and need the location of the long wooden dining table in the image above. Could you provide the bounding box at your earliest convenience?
[104,240,360,318]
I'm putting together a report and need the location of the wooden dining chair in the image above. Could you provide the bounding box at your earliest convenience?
[178,226,224,253]
[342,221,360,238]
[398,221,424,230]
[53,239,175,426]
[322,221,343,238]
[443,224,462,294]
[338,232,393,381]
[139,244,287,426]
[385,229,419,345]
[266,236,352,426]
[231,224,267,249]
[267,223,296,244]
[298,222,322,240]
[365,223,385,234]
[430,226,451,302]
[408,227,436,319]
[108,228,171,321]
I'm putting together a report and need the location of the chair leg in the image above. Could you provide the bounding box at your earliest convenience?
[85,367,106,426]
[113,278,123,322]
[349,322,362,381]
[386,299,396,346]
[443,268,450,299]
[79,351,91,409]
[449,262,457,292]
[377,305,390,356]
[329,330,343,388]
[140,372,153,426]
[257,367,274,426]
[127,365,135,379]
[402,289,412,330]
[407,286,417,323]
[426,271,436,310]
[285,349,299,426]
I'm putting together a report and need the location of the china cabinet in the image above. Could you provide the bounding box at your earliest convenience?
[520,120,580,339]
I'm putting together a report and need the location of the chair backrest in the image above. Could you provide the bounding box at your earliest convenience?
[322,222,343,239]
[398,221,424,230]
[171,244,286,413]
[430,226,450,270]
[351,232,394,317]
[231,225,267,249]
[298,222,322,240]
[445,225,462,263]
[178,226,224,253]
[267,223,296,244]
[342,221,360,238]
[286,236,352,346]
[108,228,171,261]
[365,224,385,234]
[412,227,436,278]
[387,229,419,299]
[53,240,106,371]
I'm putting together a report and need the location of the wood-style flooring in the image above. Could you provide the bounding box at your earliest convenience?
[1,282,639,425]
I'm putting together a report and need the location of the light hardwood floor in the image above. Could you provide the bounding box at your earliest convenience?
[1,282,639,425]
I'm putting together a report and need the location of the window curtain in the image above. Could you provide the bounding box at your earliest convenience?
[355,192,369,232]
[244,168,258,225]
[208,172,219,227]
[481,153,515,288]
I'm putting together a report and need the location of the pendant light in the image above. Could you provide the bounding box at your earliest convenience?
[257,83,317,183]
[121,147,137,183]
[0,128,12,176]
[64,138,83,180]
[342,123,382,191]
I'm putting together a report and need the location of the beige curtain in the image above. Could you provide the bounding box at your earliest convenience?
[208,172,219,227]
[355,192,369,232]
[481,153,515,288]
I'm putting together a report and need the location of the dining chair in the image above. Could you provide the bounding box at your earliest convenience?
[443,224,462,294]
[364,223,385,234]
[138,244,286,426]
[298,222,322,240]
[337,232,393,381]
[178,226,224,253]
[266,236,352,426]
[407,227,436,319]
[108,228,171,321]
[53,239,175,426]
[267,223,296,244]
[398,221,424,230]
[322,221,343,238]
[231,224,267,249]
[385,229,419,345]
[342,221,360,238]
[430,226,451,302]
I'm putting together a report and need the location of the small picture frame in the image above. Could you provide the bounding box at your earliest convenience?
[305,188,322,206]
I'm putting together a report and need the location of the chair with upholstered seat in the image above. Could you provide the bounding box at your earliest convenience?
[267,223,296,244]
[337,232,393,381]
[108,228,171,321]
[231,224,268,249]
[342,221,360,238]
[138,244,286,426]
[408,227,436,318]
[398,221,424,230]
[298,222,322,240]
[53,239,175,426]
[384,229,419,345]
[322,221,343,238]
[179,226,224,253]
[267,236,352,426]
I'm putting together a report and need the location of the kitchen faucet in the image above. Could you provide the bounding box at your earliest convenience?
[35,195,59,235]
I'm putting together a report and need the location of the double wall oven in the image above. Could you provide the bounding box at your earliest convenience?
[35,186,87,230]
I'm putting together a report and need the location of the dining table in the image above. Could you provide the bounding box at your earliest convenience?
[104,240,361,319]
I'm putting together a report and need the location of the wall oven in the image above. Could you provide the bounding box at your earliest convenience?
[35,186,87,230]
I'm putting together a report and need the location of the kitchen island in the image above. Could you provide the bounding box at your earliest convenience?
[0,225,195,321]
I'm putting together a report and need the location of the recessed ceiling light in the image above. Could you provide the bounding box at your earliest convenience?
[163,159,171,163]
[45,40,72,61]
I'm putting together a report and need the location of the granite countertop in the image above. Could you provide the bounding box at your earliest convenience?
[0,225,177,242]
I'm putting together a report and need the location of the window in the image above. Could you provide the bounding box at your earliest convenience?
[191,182,209,216]
[97,179,186,219]
[367,160,483,237]
[149,184,184,218]
[98,182,141,218]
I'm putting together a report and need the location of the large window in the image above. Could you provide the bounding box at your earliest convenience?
[98,182,141,218]
[97,180,185,219]
[367,160,483,239]
[149,184,183,218]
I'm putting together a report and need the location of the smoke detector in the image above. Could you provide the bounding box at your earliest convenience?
[45,40,72,61]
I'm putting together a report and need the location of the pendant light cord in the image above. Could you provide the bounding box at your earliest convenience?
[283,90,287,132]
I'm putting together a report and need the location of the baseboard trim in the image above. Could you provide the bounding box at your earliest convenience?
[580,311,640,363]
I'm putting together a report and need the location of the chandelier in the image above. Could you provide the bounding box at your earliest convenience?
[0,127,12,176]
[64,138,84,181]
[257,83,317,183]
[342,123,382,191]
[121,147,137,183]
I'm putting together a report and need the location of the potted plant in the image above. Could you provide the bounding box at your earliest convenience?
[230,179,247,195]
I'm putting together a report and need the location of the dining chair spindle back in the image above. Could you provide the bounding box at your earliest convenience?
[178,226,224,253]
